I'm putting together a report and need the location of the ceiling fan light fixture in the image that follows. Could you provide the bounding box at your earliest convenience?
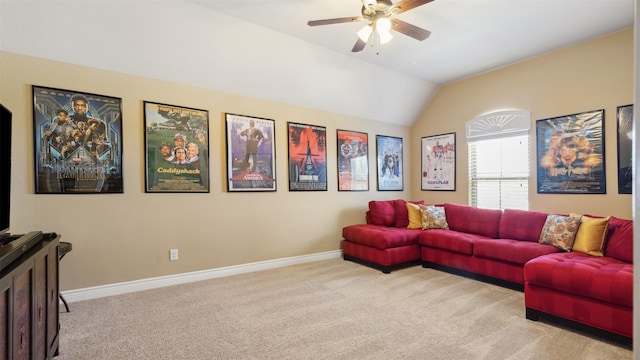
[357,25,373,42]
[378,29,393,44]
[376,17,393,44]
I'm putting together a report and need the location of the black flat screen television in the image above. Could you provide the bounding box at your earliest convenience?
[0,104,11,240]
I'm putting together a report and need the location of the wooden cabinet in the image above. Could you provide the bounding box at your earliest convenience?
[0,232,60,360]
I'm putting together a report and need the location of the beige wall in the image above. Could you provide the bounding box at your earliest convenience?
[411,28,633,218]
[0,27,633,292]
[0,51,412,290]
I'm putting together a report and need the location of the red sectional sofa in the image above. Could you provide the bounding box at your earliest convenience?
[341,200,633,344]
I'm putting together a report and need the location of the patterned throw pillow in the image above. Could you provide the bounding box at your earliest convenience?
[538,214,582,251]
[420,205,449,230]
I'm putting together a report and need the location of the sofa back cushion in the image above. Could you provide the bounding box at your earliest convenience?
[605,216,633,263]
[368,200,396,226]
[499,209,549,242]
[443,203,502,238]
[394,200,425,228]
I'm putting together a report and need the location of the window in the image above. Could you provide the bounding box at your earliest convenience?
[467,111,530,210]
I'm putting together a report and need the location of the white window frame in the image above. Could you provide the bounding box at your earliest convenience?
[467,110,530,210]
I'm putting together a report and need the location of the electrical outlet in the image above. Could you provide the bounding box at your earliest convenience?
[170,249,179,261]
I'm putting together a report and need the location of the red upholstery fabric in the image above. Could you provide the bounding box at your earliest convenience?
[393,199,425,228]
[604,216,633,263]
[524,252,632,307]
[525,283,632,338]
[343,240,420,266]
[474,239,559,265]
[418,229,487,255]
[342,224,421,250]
[443,203,502,238]
[474,257,528,284]
[498,209,549,242]
[421,246,476,273]
[368,200,396,226]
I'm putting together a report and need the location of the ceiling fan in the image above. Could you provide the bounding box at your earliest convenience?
[307,0,434,53]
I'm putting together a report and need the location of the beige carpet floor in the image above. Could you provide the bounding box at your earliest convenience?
[56,258,632,359]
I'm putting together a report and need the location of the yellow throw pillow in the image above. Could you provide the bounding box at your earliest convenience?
[406,202,423,229]
[570,213,609,256]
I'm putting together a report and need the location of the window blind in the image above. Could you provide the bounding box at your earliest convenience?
[468,135,529,210]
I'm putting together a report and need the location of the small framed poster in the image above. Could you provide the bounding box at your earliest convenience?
[225,113,276,192]
[421,132,456,191]
[144,101,209,193]
[288,122,327,191]
[337,129,369,191]
[376,135,403,191]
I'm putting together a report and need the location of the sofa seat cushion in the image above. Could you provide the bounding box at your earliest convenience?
[524,252,632,307]
[342,224,421,250]
[474,239,559,265]
[418,230,488,255]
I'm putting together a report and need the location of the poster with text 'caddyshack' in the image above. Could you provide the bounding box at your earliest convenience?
[33,85,123,194]
[288,122,327,191]
[144,101,209,193]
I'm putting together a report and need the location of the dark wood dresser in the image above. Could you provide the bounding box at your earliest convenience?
[0,232,60,359]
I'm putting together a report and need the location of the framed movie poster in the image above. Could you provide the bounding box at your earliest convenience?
[225,113,276,192]
[144,102,209,193]
[617,104,633,194]
[337,129,369,191]
[288,122,327,191]
[376,135,403,191]
[536,109,605,194]
[421,132,456,191]
[32,86,123,194]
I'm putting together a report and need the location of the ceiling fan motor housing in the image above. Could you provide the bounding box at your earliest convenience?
[362,0,395,19]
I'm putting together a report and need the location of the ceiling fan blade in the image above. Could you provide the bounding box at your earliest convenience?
[391,19,431,41]
[351,38,367,52]
[393,0,435,15]
[307,17,362,26]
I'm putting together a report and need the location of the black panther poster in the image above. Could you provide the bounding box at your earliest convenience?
[33,86,123,194]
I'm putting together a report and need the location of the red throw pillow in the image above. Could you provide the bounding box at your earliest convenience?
[394,199,425,228]
[368,200,396,226]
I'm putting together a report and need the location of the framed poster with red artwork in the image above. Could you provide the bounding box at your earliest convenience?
[288,122,327,191]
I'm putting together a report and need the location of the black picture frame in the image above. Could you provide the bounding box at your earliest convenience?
[32,85,124,194]
[536,109,606,194]
[421,132,456,191]
[225,113,277,192]
[287,122,327,191]
[337,129,369,191]
[376,135,403,191]
[143,101,210,193]
[617,104,633,194]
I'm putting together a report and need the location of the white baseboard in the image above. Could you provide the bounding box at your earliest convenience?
[61,250,342,303]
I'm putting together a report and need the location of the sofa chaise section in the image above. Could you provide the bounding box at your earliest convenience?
[524,216,633,343]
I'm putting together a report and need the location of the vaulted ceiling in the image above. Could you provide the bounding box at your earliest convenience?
[0,1,634,126]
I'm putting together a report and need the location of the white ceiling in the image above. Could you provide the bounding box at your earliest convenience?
[0,1,634,126]
[195,0,634,84]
